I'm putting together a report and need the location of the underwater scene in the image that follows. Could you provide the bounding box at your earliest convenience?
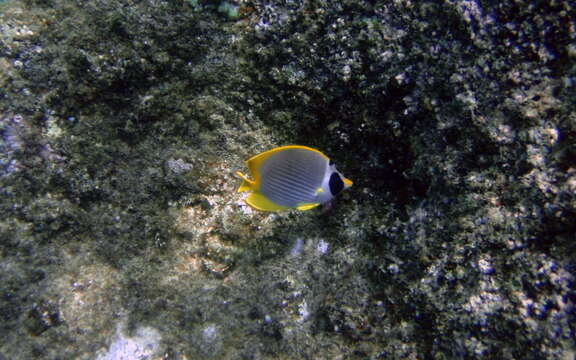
[0,0,574,359]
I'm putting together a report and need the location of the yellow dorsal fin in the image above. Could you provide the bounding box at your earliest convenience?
[236,171,256,193]
[245,145,329,183]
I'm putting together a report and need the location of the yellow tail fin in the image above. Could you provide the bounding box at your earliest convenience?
[235,171,256,192]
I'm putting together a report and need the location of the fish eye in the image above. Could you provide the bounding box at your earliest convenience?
[329,172,344,196]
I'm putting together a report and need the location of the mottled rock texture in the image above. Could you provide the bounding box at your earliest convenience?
[1,0,574,359]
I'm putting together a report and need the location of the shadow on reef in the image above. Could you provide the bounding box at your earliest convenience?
[0,0,574,359]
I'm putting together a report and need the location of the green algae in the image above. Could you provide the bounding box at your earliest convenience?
[0,0,574,359]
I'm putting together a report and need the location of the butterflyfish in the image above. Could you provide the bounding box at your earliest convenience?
[236,145,353,212]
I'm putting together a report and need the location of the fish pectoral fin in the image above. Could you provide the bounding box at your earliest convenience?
[236,171,256,192]
[296,203,321,211]
[246,192,288,212]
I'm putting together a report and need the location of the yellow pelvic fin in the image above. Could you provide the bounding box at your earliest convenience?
[296,203,321,211]
[245,192,288,212]
[236,171,256,193]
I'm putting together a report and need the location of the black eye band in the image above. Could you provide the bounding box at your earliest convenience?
[329,172,344,195]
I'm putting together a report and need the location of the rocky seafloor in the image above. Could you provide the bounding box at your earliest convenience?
[0,0,574,359]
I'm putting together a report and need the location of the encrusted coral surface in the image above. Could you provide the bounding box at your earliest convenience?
[0,0,574,358]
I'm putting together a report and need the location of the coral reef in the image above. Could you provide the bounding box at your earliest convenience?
[0,0,574,358]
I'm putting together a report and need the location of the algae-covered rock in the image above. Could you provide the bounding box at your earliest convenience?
[0,0,574,359]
